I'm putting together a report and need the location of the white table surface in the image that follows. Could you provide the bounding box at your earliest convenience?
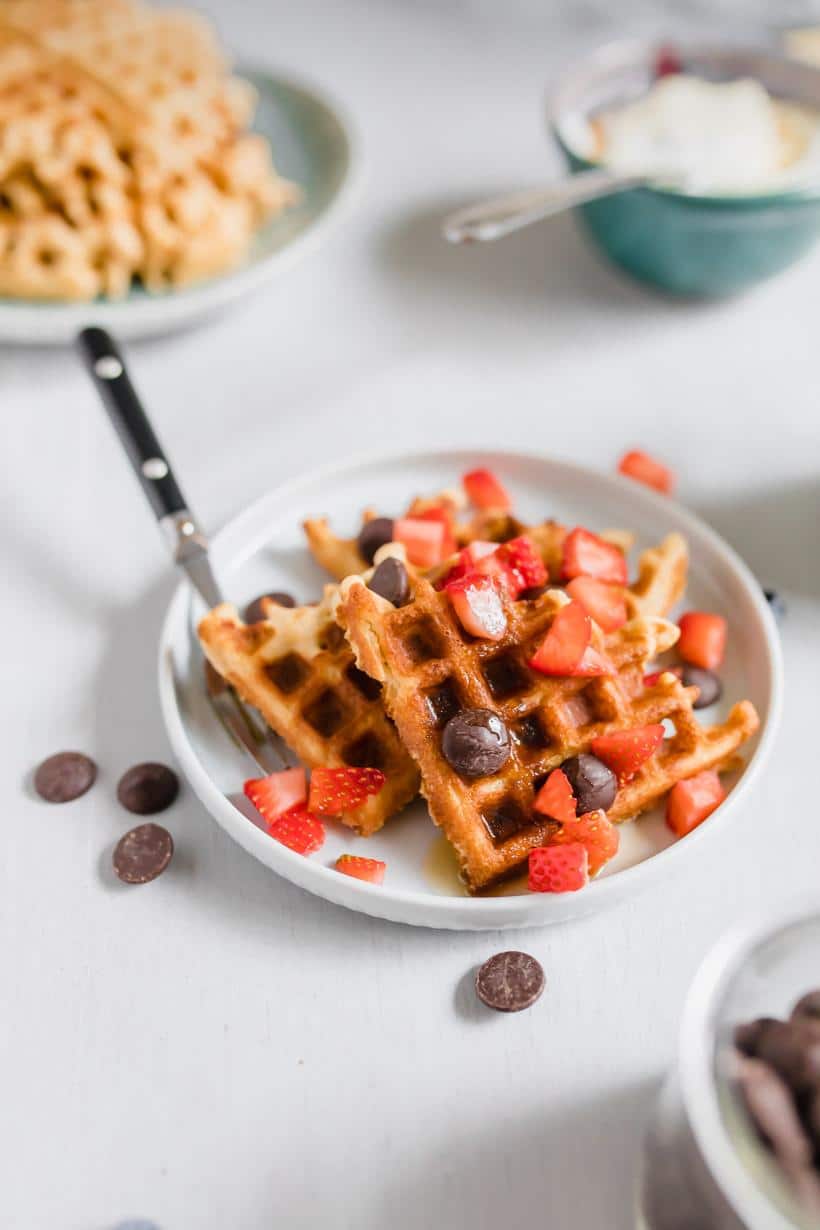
[3,3,820,1227]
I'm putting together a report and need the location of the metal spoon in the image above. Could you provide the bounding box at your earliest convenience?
[442,168,648,243]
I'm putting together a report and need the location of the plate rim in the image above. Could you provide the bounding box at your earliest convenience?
[158,446,784,930]
[0,66,359,344]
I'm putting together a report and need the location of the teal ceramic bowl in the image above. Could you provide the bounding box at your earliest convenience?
[547,41,820,296]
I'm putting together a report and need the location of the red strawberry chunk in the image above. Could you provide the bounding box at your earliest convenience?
[666,770,725,837]
[528,843,589,893]
[618,450,675,495]
[561,527,628,585]
[394,516,447,568]
[566,576,627,632]
[413,505,457,558]
[335,854,386,884]
[448,573,507,641]
[571,646,615,678]
[244,767,307,825]
[268,804,325,855]
[496,536,548,594]
[463,467,511,511]
[550,810,619,877]
[437,541,500,590]
[528,600,591,676]
[591,724,665,781]
[678,612,727,670]
[308,767,386,815]
[533,768,577,824]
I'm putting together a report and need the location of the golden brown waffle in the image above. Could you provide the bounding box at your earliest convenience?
[198,589,419,836]
[304,508,687,620]
[0,0,296,300]
[336,574,759,892]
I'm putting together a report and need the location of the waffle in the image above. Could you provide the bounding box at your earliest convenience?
[304,508,687,620]
[336,574,759,892]
[198,588,419,836]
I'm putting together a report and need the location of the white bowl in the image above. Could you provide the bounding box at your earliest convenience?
[158,448,782,930]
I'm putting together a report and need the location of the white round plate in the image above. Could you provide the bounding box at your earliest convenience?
[0,70,354,344]
[159,449,782,931]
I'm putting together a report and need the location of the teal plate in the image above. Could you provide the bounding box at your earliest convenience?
[0,70,355,344]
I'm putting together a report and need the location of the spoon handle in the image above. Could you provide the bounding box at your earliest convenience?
[442,169,647,243]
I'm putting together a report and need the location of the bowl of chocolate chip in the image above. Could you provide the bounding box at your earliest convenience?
[640,902,820,1230]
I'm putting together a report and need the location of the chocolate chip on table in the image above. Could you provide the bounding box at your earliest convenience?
[475,951,545,1013]
[680,665,723,710]
[368,557,410,607]
[34,751,97,803]
[736,1055,814,1169]
[117,763,179,815]
[357,517,395,565]
[442,708,511,779]
[243,591,296,623]
[112,823,174,885]
[763,588,787,621]
[561,753,617,815]
[792,991,820,1023]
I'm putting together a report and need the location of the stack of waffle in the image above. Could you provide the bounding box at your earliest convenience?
[0,0,296,300]
[199,502,759,893]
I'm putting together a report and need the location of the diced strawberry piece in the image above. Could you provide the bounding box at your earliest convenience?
[571,645,615,678]
[528,843,589,893]
[561,527,628,585]
[550,810,620,877]
[678,612,727,670]
[413,506,457,558]
[528,600,591,675]
[533,768,577,824]
[335,854,386,884]
[591,724,665,781]
[566,576,628,632]
[473,550,519,594]
[468,541,501,563]
[618,450,675,495]
[437,541,500,590]
[463,467,511,511]
[268,804,325,855]
[496,536,548,593]
[666,770,726,838]
[308,767,386,815]
[394,516,447,568]
[448,573,507,641]
[244,767,307,825]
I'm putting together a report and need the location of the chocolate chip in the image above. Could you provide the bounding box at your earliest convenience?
[34,751,97,803]
[442,708,511,778]
[117,763,179,815]
[793,991,820,1023]
[113,823,174,884]
[243,592,296,623]
[368,557,410,607]
[755,1020,820,1094]
[475,951,545,1012]
[680,665,723,709]
[561,753,617,814]
[736,1055,814,1168]
[764,588,787,621]
[735,1017,780,1057]
[357,517,395,565]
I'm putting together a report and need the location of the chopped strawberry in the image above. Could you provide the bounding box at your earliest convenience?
[335,854,386,884]
[550,810,620,876]
[244,767,307,825]
[413,505,457,558]
[394,516,447,568]
[566,576,628,632]
[644,666,682,687]
[666,770,726,837]
[437,541,499,590]
[528,843,589,893]
[618,450,675,495]
[571,646,615,677]
[528,601,590,675]
[268,804,325,855]
[496,536,548,593]
[591,724,665,782]
[448,573,507,641]
[533,768,577,823]
[463,467,511,511]
[678,612,727,670]
[308,766,386,815]
[561,527,628,585]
